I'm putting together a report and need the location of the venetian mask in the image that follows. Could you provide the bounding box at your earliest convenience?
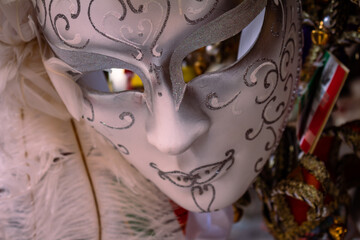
[33,0,302,212]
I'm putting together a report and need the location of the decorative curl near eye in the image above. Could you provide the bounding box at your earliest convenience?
[100,112,135,130]
[88,0,170,60]
[205,91,241,111]
[243,58,279,104]
[182,7,265,85]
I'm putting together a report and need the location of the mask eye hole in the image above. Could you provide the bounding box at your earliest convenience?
[77,69,144,93]
[182,33,241,83]
[106,69,144,93]
[182,8,265,83]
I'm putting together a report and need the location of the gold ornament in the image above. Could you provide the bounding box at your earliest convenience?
[232,191,251,223]
[311,21,330,46]
[232,205,244,223]
[329,217,347,240]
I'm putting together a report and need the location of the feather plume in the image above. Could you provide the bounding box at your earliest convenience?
[0,95,99,239]
[0,89,183,239]
[74,121,184,240]
[0,0,70,120]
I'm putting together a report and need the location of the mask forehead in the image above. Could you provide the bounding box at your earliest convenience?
[35,0,264,112]
[36,0,242,70]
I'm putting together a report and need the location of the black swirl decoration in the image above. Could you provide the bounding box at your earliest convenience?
[83,97,94,122]
[280,23,296,82]
[191,184,216,212]
[88,0,143,60]
[150,149,235,212]
[245,0,300,174]
[265,126,277,151]
[35,0,47,29]
[205,91,241,110]
[150,0,171,58]
[262,96,286,125]
[117,144,130,155]
[243,58,279,104]
[49,0,90,49]
[100,112,135,130]
[126,0,144,14]
[245,122,264,141]
[96,132,131,155]
[88,0,170,60]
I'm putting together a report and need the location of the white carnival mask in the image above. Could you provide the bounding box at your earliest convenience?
[34,0,302,212]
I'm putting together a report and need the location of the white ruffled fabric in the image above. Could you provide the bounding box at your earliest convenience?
[0,0,85,120]
[186,207,234,240]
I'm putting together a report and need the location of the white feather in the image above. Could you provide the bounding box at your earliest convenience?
[0,95,99,239]
[75,121,184,240]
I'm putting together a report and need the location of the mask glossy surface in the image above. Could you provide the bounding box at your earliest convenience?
[35,0,302,212]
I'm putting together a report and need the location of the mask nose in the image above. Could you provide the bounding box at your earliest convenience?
[145,87,210,155]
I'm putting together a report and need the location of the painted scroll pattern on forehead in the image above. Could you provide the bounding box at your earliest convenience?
[183,0,219,24]
[36,0,221,61]
[88,0,170,60]
[49,0,90,49]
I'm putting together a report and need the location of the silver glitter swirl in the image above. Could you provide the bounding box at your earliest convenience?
[246,0,300,176]
[88,0,143,60]
[150,0,170,57]
[243,58,279,104]
[100,112,135,130]
[150,149,234,188]
[205,91,241,111]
